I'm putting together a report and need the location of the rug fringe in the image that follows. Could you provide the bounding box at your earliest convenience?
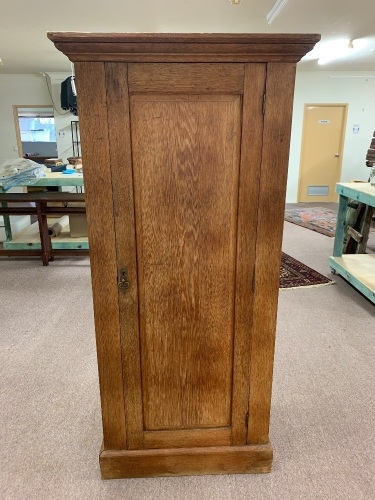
[280,281,335,291]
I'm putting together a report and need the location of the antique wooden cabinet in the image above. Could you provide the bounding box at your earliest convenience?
[48,33,319,479]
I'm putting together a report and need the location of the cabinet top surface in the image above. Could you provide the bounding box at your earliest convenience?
[48,32,320,44]
[47,32,320,64]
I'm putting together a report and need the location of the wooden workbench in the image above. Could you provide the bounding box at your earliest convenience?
[329,182,375,304]
[0,191,88,265]
[1,172,87,263]
[1,171,84,242]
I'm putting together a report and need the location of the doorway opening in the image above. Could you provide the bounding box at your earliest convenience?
[13,105,58,163]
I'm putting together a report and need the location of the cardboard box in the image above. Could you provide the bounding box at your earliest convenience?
[69,214,88,237]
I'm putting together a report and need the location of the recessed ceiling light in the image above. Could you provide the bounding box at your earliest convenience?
[267,0,289,25]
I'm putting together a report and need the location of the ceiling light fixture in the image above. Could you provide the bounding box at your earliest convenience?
[318,39,362,65]
[229,0,242,4]
[267,0,289,25]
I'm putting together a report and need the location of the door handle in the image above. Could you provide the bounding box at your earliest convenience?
[334,153,340,158]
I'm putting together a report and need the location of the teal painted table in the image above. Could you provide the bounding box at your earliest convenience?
[329,182,375,304]
[30,171,83,188]
[1,172,87,251]
[0,172,84,242]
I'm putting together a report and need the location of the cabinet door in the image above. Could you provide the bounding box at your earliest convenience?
[105,62,266,449]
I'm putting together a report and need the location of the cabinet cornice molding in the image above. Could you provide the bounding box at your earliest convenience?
[48,32,320,64]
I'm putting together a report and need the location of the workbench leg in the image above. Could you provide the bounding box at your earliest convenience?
[333,194,349,257]
[357,205,375,253]
[1,211,12,241]
[343,202,365,254]
[36,202,53,266]
[0,187,13,241]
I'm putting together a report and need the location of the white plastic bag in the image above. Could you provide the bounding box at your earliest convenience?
[0,158,47,190]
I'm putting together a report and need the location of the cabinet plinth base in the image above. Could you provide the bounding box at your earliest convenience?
[99,443,273,479]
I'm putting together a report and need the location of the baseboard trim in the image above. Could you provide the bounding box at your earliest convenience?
[100,443,273,479]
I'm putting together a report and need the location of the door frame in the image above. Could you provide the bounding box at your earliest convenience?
[12,104,55,157]
[297,103,348,202]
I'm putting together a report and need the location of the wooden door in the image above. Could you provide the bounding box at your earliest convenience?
[105,62,266,450]
[298,105,347,202]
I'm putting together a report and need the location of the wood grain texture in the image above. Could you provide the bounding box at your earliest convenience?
[105,63,144,450]
[231,64,266,446]
[48,33,320,44]
[334,195,349,258]
[49,34,321,478]
[55,42,315,57]
[47,33,320,64]
[128,63,245,94]
[144,428,231,449]
[100,443,273,479]
[36,202,52,265]
[247,63,297,444]
[74,62,127,450]
[49,53,315,64]
[131,94,241,431]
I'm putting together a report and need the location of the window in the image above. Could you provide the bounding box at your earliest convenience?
[18,116,56,143]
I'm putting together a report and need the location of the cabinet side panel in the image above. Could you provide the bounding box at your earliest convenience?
[74,62,126,449]
[231,63,266,445]
[131,94,241,430]
[248,63,297,443]
[105,63,144,449]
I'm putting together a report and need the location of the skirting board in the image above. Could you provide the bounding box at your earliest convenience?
[100,443,273,479]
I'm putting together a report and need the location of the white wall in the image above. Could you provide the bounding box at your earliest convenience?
[0,73,77,164]
[287,71,375,202]
[0,74,52,161]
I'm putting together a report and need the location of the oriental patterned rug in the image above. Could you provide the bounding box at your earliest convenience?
[280,252,334,290]
[284,206,337,237]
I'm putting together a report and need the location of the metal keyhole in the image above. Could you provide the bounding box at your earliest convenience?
[118,268,130,292]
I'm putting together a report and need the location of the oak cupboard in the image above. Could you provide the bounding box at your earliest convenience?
[48,33,319,479]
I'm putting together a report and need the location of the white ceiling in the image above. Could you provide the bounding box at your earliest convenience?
[1,0,374,74]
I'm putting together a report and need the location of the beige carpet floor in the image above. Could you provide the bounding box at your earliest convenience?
[0,215,374,499]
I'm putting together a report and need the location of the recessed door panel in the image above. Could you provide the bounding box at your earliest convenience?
[131,95,241,430]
